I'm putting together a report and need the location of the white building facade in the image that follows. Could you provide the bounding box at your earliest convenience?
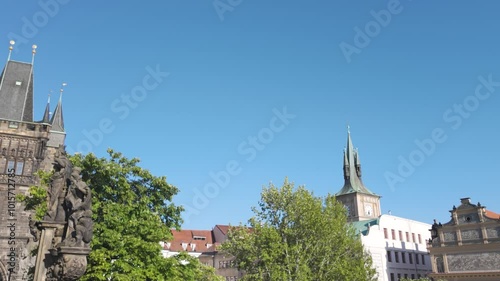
[353,215,432,281]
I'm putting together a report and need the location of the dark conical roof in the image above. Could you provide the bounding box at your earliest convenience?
[50,93,64,132]
[41,95,50,123]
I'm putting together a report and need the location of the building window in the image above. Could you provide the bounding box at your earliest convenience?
[219,260,235,269]
[15,161,24,175]
[401,252,406,263]
[387,251,392,262]
[416,254,419,264]
[412,233,416,243]
[409,253,413,264]
[384,228,388,239]
[390,273,395,281]
[404,274,408,279]
[399,230,403,241]
[406,232,410,242]
[421,254,425,265]
[394,251,399,263]
[411,274,415,279]
[8,121,19,128]
[397,273,401,280]
[418,234,422,244]
[7,160,15,172]
[5,160,23,175]
[391,229,396,240]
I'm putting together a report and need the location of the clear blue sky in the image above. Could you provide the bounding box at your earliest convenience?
[2,1,500,230]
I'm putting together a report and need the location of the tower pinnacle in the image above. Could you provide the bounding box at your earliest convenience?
[336,128,376,196]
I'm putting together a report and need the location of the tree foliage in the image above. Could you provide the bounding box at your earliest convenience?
[70,149,221,281]
[17,170,51,220]
[221,179,376,281]
[21,149,222,280]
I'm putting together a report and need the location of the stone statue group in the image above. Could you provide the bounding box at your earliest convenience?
[44,146,92,247]
[31,146,93,281]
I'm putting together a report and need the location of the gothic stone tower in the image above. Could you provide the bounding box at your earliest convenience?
[335,129,381,222]
[0,42,65,281]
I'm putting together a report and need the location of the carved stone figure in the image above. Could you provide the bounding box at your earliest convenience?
[45,146,73,222]
[29,215,40,242]
[61,166,93,247]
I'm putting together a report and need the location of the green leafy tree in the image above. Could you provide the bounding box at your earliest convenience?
[20,149,222,281]
[17,170,52,220]
[71,149,221,281]
[221,179,376,281]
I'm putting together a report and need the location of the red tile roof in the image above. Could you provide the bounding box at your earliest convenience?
[485,209,500,220]
[165,230,216,253]
[215,225,230,235]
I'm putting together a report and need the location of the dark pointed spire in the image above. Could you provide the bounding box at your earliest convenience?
[50,84,65,132]
[42,93,51,123]
[336,127,377,196]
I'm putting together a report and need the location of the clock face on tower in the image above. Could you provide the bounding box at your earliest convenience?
[364,204,373,216]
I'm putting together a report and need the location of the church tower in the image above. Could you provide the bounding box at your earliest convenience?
[336,128,381,222]
[0,41,65,281]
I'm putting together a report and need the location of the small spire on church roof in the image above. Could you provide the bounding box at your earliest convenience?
[42,92,51,123]
[50,83,66,132]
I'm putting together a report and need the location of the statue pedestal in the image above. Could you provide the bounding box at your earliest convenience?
[33,221,66,281]
[47,246,91,281]
[33,221,91,281]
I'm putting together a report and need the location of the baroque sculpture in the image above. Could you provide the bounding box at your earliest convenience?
[32,146,93,281]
